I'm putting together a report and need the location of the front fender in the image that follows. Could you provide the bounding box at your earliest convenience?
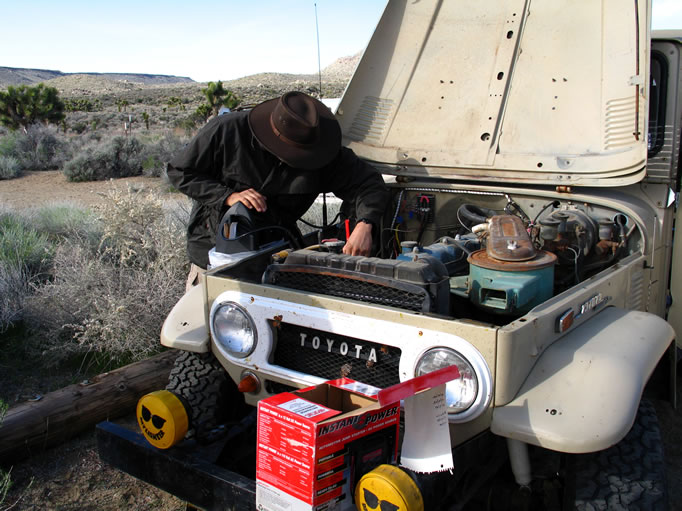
[491,307,674,453]
[160,284,210,352]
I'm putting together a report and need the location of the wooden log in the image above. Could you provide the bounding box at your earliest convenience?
[0,350,178,464]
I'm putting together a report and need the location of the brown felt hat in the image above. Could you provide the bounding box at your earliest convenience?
[248,91,341,170]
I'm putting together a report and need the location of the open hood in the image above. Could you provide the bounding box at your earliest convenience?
[336,0,651,187]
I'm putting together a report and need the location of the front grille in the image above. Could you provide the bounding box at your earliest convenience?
[272,322,401,389]
[267,269,430,312]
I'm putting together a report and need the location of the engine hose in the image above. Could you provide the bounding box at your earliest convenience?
[457,204,497,228]
[532,200,561,225]
[472,223,489,235]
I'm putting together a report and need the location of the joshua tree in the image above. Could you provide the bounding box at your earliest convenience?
[166,96,185,111]
[0,84,65,132]
[201,81,240,117]
[194,103,213,123]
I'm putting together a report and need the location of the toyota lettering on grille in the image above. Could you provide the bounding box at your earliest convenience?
[299,333,378,363]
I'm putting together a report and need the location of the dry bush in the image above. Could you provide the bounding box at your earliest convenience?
[14,124,69,170]
[0,155,20,180]
[25,187,189,366]
[27,202,99,244]
[0,205,92,333]
[0,124,69,173]
[0,263,30,333]
[62,136,145,182]
[0,210,53,277]
[0,130,23,179]
[140,132,187,177]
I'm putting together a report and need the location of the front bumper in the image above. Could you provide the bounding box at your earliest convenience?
[96,421,256,510]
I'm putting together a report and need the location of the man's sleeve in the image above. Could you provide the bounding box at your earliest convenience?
[166,118,233,208]
[326,147,389,226]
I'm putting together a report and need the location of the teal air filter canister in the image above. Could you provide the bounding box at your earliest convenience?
[463,215,558,315]
[467,249,557,315]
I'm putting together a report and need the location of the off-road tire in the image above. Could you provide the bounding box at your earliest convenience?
[568,399,668,511]
[165,350,239,440]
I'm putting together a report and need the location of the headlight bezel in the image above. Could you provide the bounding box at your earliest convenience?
[209,301,257,359]
[414,345,492,423]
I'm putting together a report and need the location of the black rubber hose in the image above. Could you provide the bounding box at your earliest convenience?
[457,204,497,227]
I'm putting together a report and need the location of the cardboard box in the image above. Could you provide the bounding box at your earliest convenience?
[256,379,400,511]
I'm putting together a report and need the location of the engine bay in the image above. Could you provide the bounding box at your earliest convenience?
[216,187,641,326]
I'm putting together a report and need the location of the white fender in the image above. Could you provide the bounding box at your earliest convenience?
[491,307,674,453]
[160,284,209,352]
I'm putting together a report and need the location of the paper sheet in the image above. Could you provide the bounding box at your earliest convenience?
[400,384,454,473]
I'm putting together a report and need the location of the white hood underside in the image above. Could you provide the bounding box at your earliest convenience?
[337,0,651,187]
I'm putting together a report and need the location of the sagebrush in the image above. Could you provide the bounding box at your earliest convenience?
[0,155,20,180]
[62,136,144,182]
[15,124,68,170]
[24,187,189,366]
[0,124,68,171]
[61,133,186,182]
[140,132,188,177]
[0,263,30,334]
[0,210,53,276]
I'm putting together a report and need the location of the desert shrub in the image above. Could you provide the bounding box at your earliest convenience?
[71,121,87,134]
[0,155,21,179]
[0,263,31,333]
[62,136,145,182]
[29,203,100,246]
[95,186,183,267]
[0,209,53,332]
[0,211,53,276]
[140,132,187,177]
[0,205,99,333]
[25,187,189,365]
[13,124,68,170]
[64,98,101,112]
[83,131,103,144]
[0,129,19,158]
[174,114,203,136]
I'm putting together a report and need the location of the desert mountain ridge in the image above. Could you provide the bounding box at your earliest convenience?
[0,54,361,91]
[0,67,194,88]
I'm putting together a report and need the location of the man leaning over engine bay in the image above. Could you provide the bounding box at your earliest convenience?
[167,91,389,282]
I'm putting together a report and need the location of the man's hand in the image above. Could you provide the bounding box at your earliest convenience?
[343,221,373,256]
[226,188,267,212]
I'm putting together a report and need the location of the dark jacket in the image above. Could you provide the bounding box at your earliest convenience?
[167,111,388,268]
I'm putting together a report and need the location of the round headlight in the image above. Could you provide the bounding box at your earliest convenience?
[415,348,478,413]
[211,302,256,358]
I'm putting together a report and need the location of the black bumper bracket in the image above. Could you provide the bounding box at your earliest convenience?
[96,421,256,510]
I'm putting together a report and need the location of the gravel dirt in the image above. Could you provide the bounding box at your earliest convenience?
[0,170,169,210]
[1,171,681,510]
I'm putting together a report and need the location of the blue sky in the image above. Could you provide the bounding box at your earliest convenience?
[1,1,680,83]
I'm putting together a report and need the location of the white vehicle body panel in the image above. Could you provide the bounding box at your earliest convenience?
[337,0,650,185]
